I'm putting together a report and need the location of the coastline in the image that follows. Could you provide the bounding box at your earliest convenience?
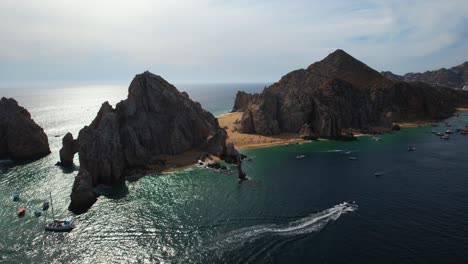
[217,112,307,150]
[155,109,466,174]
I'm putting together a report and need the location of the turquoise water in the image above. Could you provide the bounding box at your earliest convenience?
[1,84,468,263]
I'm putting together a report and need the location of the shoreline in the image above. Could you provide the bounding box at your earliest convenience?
[153,110,465,174]
[218,112,308,150]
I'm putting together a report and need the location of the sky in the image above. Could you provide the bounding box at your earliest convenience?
[0,0,467,85]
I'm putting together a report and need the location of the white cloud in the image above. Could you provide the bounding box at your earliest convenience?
[0,0,467,82]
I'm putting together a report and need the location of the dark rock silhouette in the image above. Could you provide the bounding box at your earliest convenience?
[66,72,239,213]
[0,97,50,161]
[233,50,468,139]
[382,61,468,89]
[59,132,79,166]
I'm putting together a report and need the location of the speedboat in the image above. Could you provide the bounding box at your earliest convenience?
[17,207,26,217]
[371,136,381,141]
[296,155,306,159]
[374,172,383,177]
[45,220,74,232]
[348,157,358,160]
[407,146,416,151]
[446,130,453,134]
[436,132,443,136]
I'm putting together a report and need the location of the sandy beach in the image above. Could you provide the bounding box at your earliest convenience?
[218,112,306,150]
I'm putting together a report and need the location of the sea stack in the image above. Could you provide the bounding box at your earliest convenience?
[66,71,239,213]
[0,97,50,161]
[233,50,468,138]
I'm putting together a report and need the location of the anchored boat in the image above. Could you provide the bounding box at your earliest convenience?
[44,192,74,232]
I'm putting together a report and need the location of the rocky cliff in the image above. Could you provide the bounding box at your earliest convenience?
[233,50,468,138]
[381,61,468,89]
[65,71,239,213]
[0,97,50,161]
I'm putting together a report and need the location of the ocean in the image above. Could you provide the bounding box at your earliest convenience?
[1,83,468,263]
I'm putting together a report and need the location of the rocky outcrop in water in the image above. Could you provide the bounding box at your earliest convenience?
[233,50,468,139]
[0,97,50,161]
[66,71,239,213]
[381,61,468,89]
[59,132,79,166]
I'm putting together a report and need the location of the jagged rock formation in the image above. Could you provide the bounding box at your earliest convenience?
[0,97,50,161]
[233,50,468,138]
[381,61,468,89]
[59,132,79,166]
[67,71,239,213]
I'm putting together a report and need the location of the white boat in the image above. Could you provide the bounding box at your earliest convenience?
[296,155,306,159]
[44,192,74,232]
[371,136,381,141]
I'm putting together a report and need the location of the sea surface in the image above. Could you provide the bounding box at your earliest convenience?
[1,83,468,263]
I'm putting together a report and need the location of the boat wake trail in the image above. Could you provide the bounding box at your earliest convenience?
[204,202,358,257]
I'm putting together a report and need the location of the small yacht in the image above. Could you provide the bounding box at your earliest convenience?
[436,132,443,136]
[44,192,74,232]
[45,220,75,232]
[296,155,306,159]
[445,130,453,134]
[441,134,450,140]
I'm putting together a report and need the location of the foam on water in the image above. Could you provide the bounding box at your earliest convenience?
[204,202,358,256]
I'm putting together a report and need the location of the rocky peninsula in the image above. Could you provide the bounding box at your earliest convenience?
[230,50,468,140]
[63,71,240,213]
[0,97,50,161]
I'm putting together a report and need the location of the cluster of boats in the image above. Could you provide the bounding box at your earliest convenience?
[9,192,74,232]
[432,123,468,140]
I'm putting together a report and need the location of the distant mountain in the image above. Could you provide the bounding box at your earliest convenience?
[381,62,468,90]
[233,50,468,138]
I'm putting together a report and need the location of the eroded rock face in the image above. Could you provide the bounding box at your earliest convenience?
[67,72,238,213]
[299,124,317,140]
[0,97,50,161]
[234,50,468,139]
